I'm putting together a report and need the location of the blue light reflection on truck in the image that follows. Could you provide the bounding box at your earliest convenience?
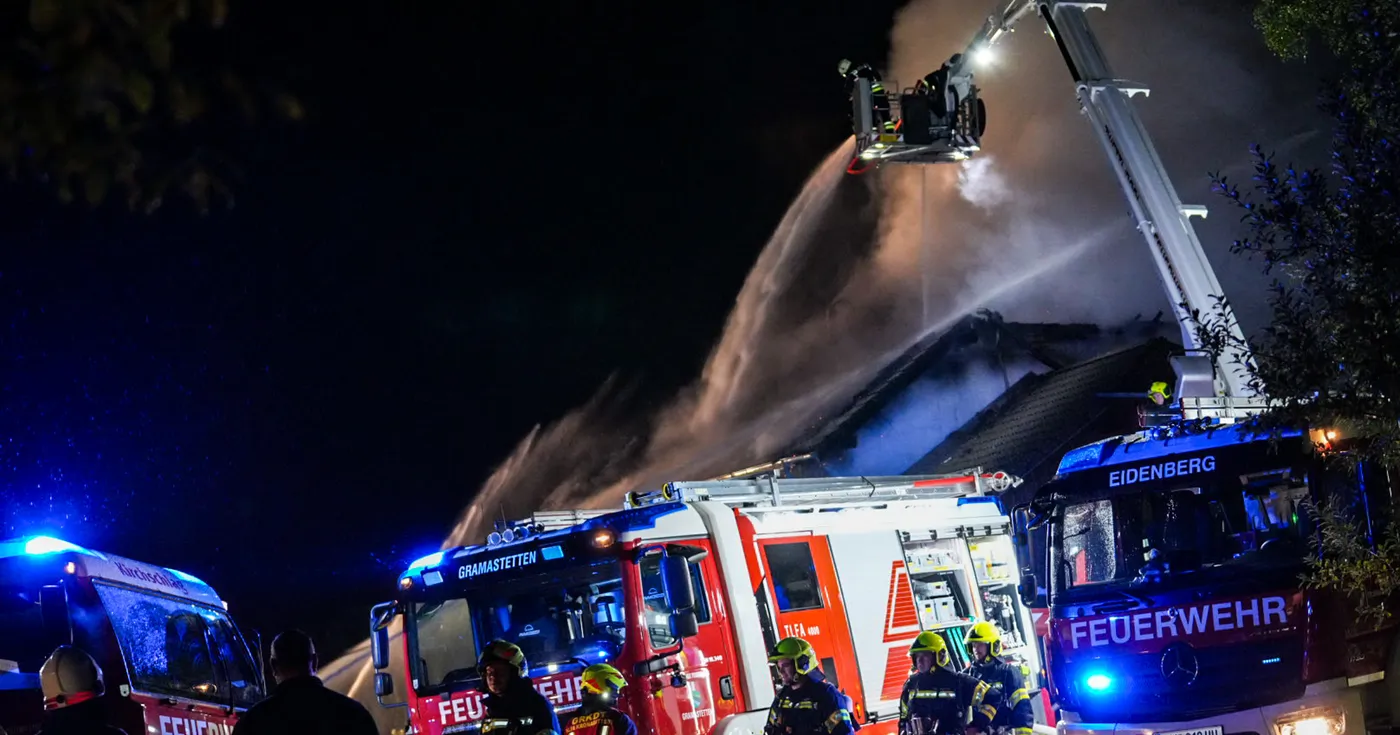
[1085,673,1113,691]
[24,536,84,555]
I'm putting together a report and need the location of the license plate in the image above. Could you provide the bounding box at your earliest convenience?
[1159,727,1224,735]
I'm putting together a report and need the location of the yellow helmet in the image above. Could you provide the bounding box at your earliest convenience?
[908,631,950,668]
[965,621,1003,659]
[768,637,819,676]
[581,664,627,696]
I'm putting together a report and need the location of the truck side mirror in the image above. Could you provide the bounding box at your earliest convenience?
[662,554,700,639]
[1018,571,1037,608]
[375,672,394,697]
[662,554,695,611]
[370,602,396,671]
[39,584,72,648]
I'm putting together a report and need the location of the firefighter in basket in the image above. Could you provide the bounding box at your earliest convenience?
[964,623,1033,735]
[562,664,637,735]
[839,59,895,135]
[764,637,856,735]
[478,639,562,735]
[898,632,992,735]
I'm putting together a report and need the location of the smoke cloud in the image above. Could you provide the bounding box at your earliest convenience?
[328,3,1332,722]
[439,0,1333,548]
[957,156,1013,211]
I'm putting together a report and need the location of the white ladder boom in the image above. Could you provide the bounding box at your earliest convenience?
[624,470,1021,510]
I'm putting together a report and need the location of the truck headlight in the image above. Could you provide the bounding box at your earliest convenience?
[1275,707,1345,735]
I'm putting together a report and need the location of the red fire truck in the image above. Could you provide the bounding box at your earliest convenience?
[0,535,266,735]
[1010,420,1400,735]
[368,472,1046,735]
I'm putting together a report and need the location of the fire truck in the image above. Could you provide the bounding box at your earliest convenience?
[1011,423,1400,735]
[0,535,266,735]
[367,471,1047,735]
[846,0,1400,732]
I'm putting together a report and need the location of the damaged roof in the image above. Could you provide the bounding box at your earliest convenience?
[905,336,1180,504]
[788,309,1173,456]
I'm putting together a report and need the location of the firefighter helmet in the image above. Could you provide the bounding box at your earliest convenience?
[581,664,627,696]
[965,621,1003,659]
[908,631,951,668]
[39,646,104,710]
[1148,381,1171,405]
[477,639,528,678]
[768,637,819,676]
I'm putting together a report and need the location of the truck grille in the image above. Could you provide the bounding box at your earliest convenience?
[1066,637,1304,723]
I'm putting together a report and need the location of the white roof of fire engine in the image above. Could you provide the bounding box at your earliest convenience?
[0,536,226,609]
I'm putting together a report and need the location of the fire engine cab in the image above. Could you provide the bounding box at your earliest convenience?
[1012,411,1400,734]
[0,535,266,735]
[369,471,1045,735]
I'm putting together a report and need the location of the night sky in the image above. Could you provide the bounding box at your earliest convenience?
[0,0,1325,660]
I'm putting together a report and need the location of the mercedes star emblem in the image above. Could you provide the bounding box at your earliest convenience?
[1159,642,1200,687]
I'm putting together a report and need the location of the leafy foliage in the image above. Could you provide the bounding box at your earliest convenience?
[1300,495,1400,628]
[1253,0,1400,61]
[0,0,302,213]
[1196,5,1400,463]
[1195,5,1400,622]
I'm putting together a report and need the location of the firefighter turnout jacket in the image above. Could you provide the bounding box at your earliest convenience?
[764,676,856,735]
[968,658,1032,735]
[562,707,637,735]
[898,668,993,735]
[482,677,562,735]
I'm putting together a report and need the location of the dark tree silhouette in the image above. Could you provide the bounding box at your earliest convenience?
[1,0,301,213]
[1254,0,1374,59]
[1197,4,1400,624]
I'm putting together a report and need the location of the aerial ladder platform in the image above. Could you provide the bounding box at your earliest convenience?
[848,0,1273,424]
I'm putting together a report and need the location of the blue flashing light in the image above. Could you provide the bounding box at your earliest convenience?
[1057,442,1112,474]
[407,551,445,572]
[1261,657,1281,665]
[1084,674,1113,692]
[580,503,685,535]
[957,496,1000,507]
[542,545,564,560]
[24,536,83,556]
[1058,426,1308,476]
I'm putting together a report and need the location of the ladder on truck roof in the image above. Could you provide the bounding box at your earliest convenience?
[623,469,1020,510]
[529,509,612,532]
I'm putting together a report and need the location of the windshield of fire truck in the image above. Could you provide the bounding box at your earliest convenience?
[95,582,264,708]
[411,557,624,693]
[1053,477,1311,594]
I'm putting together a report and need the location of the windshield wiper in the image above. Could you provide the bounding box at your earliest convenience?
[1088,588,1154,614]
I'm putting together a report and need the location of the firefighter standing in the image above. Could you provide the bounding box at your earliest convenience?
[898,632,992,735]
[964,623,1033,735]
[764,638,855,735]
[838,59,895,135]
[562,665,637,735]
[478,640,561,735]
[36,645,126,735]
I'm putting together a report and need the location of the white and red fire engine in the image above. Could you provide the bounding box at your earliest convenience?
[368,471,1046,735]
[0,535,266,735]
